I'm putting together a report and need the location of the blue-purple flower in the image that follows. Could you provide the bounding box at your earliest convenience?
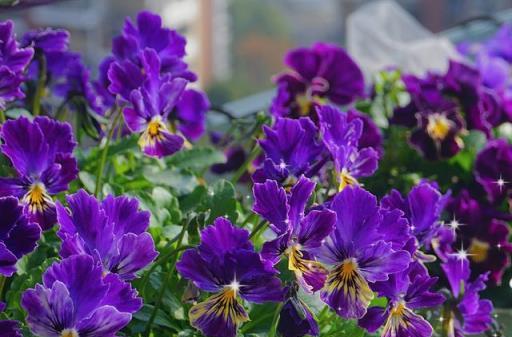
[176,217,283,337]
[277,284,319,337]
[318,105,379,191]
[438,190,512,285]
[21,255,142,337]
[474,139,512,204]
[56,189,158,280]
[0,301,22,337]
[253,176,336,292]
[315,186,410,319]
[271,43,364,119]
[0,196,40,276]
[0,117,78,230]
[359,262,445,337]
[0,20,34,109]
[441,256,493,336]
[112,48,187,158]
[381,181,448,249]
[252,117,323,184]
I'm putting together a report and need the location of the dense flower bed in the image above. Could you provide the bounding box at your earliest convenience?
[0,9,510,337]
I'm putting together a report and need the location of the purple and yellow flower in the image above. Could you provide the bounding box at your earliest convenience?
[271,43,364,119]
[0,196,40,276]
[381,181,448,249]
[277,284,319,337]
[474,139,512,204]
[0,117,78,230]
[441,256,493,336]
[0,20,34,109]
[22,254,142,337]
[56,189,158,280]
[253,176,336,292]
[318,105,379,191]
[113,48,187,158]
[314,186,410,319]
[359,262,445,337]
[252,117,323,184]
[176,217,283,337]
[439,190,512,285]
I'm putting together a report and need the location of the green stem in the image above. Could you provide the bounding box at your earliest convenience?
[94,110,122,197]
[230,145,261,185]
[240,212,258,228]
[33,53,47,117]
[0,276,6,300]
[143,221,189,336]
[0,110,5,123]
[268,302,283,337]
[249,219,267,239]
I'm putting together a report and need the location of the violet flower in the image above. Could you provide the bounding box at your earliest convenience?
[474,139,512,204]
[176,217,283,337]
[438,190,512,285]
[252,117,323,184]
[359,262,445,337]
[253,176,336,292]
[318,105,379,191]
[440,256,493,336]
[277,284,319,337]
[271,42,364,119]
[0,20,34,109]
[0,196,40,276]
[111,48,187,158]
[0,117,78,230]
[315,186,410,319]
[22,255,142,337]
[56,189,158,280]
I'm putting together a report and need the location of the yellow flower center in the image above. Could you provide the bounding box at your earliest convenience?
[22,182,53,213]
[60,329,79,337]
[390,301,406,317]
[339,168,358,192]
[295,94,328,116]
[138,116,168,149]
[468,238,490,263]
[426,114,452,141]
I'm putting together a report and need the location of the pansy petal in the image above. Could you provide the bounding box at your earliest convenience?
[176,249,221,292]
[288,175,315,227]
[382,305,433,337]
[358,306,387,333]
[102,194,150,236]
[278,297,319,337]
[252,180,290,235]
[189,291,248,337]
[198,217,252,261]
[358,241,410,283]
[0,242,18,277]
[109,232,158,280]
[140,127,184,158]
[76,306,131,337]
[101,273,142,314]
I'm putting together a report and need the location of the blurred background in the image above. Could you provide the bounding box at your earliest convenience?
[1,0,512,106]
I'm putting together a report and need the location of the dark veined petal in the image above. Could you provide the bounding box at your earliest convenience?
[321,258,374,319]
[288,245,328,293]
[138,116,184,158]
[382,302,433,337]
[278,295,319,337]
[252,179,290,235]
[189,289,249,337]
[76,306,131,337]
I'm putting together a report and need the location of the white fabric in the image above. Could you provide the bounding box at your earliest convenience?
[347,0,460,81]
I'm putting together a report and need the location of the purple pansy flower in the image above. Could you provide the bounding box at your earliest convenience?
[253,176,336,292]
[474,139,512,204]
[359,262,445,337]
[112,48,187,158]
[318,105,379,191]
[0,320,22,337]
[22,255,142,337]
[176,217,283,337]
[252,117,323,184]
[172,89,210,141]
[438,190,512,285]
[0,117,78,230]
[441,257,493,337]
[314,186,410,319]
[277,284,319,337]
[0,20,34,109]
[56,189,158,281]
[382,181,449,249]
[0,196,40,276]
[112,10,196,81]
[271,42,364,119]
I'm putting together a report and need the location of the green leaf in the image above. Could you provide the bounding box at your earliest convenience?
[5,108,32,119]
[144,166,198,195]
[200,180,238,222]
[78,171,96,193]
[167,147,225,171]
